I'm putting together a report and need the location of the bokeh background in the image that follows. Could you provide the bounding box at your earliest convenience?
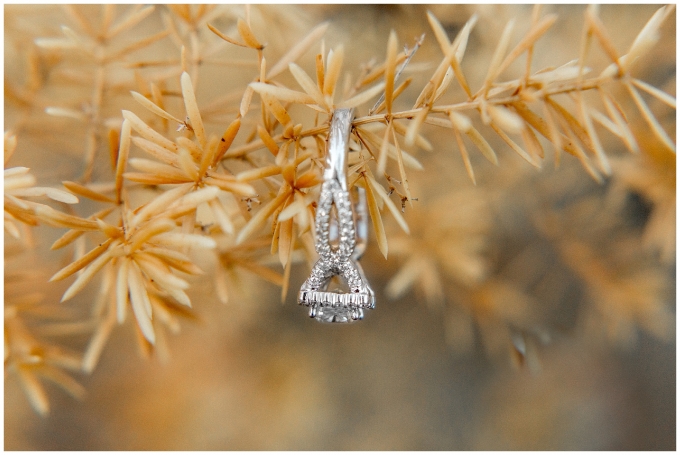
[4,4,675,450]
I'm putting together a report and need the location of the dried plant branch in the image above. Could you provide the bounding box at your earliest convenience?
[4,4,675,418]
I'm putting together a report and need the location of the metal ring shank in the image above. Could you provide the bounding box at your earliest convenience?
[323,108,367,261]
[324,108,354,191]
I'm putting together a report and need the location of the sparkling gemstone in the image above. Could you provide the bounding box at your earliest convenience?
[312,305,362,323]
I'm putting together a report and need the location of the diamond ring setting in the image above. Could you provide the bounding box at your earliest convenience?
[298,108,375,323]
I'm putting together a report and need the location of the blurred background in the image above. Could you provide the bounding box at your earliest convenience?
[4,4,675,450]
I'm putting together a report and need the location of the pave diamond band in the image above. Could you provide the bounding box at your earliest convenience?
[298,108,375,323]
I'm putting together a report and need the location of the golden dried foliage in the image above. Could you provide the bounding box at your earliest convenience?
[4,4,675,421]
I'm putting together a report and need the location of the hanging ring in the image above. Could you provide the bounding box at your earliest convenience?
[298,108,375,323]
